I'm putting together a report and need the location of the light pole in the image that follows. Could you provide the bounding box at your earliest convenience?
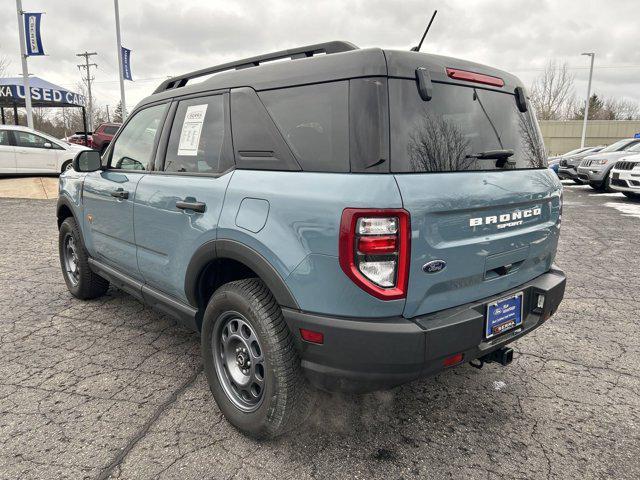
[114,0,127,121]
[15,0,33,128]
[580,52,595,148]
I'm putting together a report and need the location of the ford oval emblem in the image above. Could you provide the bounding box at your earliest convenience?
[423,260,446,273]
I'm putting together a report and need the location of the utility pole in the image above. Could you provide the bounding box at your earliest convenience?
[76,51,97,131]
[15,0,33,128]
[580,52,595,148]
[114,0,127,121]
[106,104,110,122]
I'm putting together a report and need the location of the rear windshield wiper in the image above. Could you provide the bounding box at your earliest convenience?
[466,149,514,160]
[466,149,515,168]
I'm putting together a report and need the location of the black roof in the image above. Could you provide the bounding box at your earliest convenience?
[137,41,524,110]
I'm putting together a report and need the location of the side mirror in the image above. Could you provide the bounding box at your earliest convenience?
[43,142,53,149]
[72,150,102,172]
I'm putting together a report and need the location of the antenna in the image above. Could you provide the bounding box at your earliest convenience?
[411,10,438,52]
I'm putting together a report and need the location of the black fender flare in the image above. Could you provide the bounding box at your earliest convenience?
[56,195,77,227]
[184,239,299,310]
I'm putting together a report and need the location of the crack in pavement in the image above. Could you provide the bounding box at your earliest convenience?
[94,366,203,480]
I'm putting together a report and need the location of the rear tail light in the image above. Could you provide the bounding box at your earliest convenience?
[339,209,410,300]
[446,67,505,87]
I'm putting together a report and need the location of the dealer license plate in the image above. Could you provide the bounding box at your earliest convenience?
[485,292,523,339]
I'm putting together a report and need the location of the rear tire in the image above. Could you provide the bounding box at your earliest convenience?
[61,160,72,173]
[59,217,109,299]
[201,278,312,439]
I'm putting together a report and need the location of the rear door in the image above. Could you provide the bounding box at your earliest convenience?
[0,129,16,173]
[388,78,561,318]
[82,103,169,279]
[134,93,234,302]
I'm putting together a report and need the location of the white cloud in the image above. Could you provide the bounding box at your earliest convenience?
[1,0,638,111]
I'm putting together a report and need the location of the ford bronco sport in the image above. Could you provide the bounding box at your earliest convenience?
[57,41,566,438]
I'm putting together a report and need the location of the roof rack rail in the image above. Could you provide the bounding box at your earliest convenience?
[154,40,358,94]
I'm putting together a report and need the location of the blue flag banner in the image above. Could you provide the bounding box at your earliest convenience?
[24,13,45,56]
[121,47,133,81]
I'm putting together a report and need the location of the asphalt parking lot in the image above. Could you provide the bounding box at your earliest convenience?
[0,181,638,480]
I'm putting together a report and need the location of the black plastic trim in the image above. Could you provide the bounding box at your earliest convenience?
[184,239,299,311]
[56,195,76,226]
[88,258,198,330]
[283,268,566,392]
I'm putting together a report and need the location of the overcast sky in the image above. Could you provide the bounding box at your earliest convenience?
[1,0,639,113]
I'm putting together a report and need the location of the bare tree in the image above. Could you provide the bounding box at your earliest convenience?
[407,109,473,172]
[603,98,640,120]
[530,60,576,120]
[573,94,640,120]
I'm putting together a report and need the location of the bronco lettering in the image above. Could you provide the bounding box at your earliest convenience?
[469,207,541,228]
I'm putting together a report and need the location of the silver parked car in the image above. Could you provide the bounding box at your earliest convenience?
[577,138,640,191]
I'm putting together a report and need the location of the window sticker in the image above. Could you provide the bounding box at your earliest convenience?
[177,104,208,156]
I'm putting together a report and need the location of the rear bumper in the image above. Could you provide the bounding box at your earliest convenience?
[283,268,566,392]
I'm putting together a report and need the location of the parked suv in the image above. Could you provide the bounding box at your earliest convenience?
[557,145,604,183]
[577,138,640,190]
[90,122,121,154]
[57,41,566,438]
[610,153,640,199]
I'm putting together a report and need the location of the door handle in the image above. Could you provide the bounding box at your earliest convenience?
[176,199,206,213]
[110,188,129,199]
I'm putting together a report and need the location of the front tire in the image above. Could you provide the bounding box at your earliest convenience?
[201,279,312,439]
[59,217,109,299]
[590,174,612,192]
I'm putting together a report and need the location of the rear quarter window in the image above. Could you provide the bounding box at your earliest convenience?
[259,82,349,172]
[389,79,547,173]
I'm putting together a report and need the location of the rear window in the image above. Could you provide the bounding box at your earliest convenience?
[103,125,119,135]
[389,80,547,173]
[164,95,228,174]
[259,82,349,172]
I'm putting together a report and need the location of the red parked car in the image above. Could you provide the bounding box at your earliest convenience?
[64,132,93,147]
[91,123,121,154]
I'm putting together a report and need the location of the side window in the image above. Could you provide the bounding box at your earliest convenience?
[164,95,228,173]
[0,130,10,146]
[110,103,168,170]
[14,131,60,149]
[259,81,349,172]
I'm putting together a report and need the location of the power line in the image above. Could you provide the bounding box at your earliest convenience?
[510,64,640,72]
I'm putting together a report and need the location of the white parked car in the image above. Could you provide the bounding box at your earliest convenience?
[610,153,640,200]
[0,125,90,175]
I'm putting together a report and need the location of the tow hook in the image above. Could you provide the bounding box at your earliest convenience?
[470,347,514,369]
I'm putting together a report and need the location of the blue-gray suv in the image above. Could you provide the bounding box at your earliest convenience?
[57,41,566,438]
